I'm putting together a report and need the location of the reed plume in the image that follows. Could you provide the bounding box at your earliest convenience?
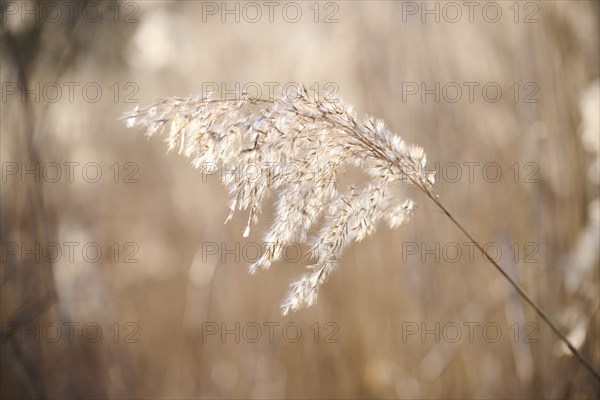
[123,87,433,314]
[122,87,599,380]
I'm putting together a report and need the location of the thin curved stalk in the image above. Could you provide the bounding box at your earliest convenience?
[423,190,600,382]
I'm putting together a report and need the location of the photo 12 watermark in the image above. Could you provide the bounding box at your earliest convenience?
[400,241,540,264]
[400,82,539,104]
[400,2,540,24]
[1,321,140,344]
[2,81,139,104]
[1,162,140,184]
[1,241,140,264]
[1,1,139,24]
[401,321,539,344]
[198,160,339,185]
[201,321,339,343]
[425,161,539,185]
[200,2,340,24]
[199,81,339,102]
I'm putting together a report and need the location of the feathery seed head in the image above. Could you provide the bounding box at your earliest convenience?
[122,86,436,314]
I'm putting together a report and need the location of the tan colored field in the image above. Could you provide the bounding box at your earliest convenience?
[1,1,599,398]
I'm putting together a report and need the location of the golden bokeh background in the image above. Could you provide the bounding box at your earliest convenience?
[1,1,599,398]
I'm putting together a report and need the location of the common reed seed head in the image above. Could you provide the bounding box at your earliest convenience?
[123,86,435,315]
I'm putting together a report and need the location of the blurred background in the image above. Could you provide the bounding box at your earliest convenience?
[1,0,599,398]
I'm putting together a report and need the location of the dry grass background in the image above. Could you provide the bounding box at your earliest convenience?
[1,1,599,398]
